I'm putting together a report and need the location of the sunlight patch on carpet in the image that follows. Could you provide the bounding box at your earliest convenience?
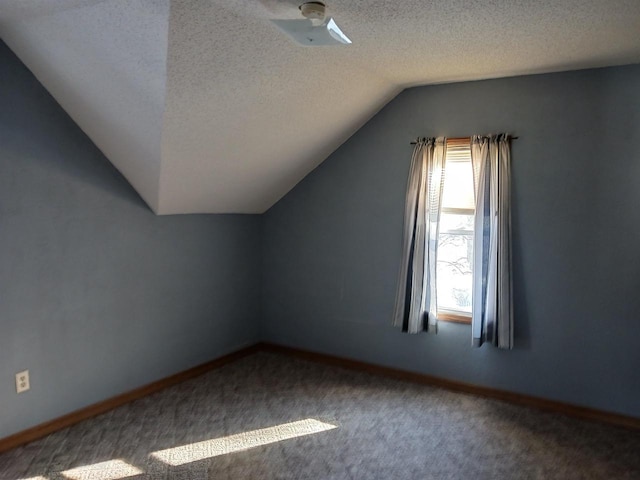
[61,459,143,480]
[151,418,337,466]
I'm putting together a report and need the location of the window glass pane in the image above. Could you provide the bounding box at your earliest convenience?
[439,212,473,233]
[441,161,475,210]
[437,213,473,313]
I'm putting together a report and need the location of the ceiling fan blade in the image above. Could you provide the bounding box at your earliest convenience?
[271,17,351,46]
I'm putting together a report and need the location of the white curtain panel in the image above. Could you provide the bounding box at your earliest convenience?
[470,135,514,349]
[393,137,446,334]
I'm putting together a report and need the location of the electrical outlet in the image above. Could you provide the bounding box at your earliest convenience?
[16,370,30,393]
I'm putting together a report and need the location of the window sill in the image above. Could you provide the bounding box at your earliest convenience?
[438,312,471,325]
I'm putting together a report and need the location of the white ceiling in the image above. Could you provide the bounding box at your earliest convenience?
[2,0,640,214]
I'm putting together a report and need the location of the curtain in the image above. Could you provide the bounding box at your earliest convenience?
[393,137,447,334]
[470,134,513,349]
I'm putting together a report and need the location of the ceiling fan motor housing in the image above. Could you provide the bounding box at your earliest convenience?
[299,2,326,21]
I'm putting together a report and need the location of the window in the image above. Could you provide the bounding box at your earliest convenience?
[394,134,512,340]
[437,138,474,324]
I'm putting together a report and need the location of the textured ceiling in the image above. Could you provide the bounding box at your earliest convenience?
[1,0,640,214]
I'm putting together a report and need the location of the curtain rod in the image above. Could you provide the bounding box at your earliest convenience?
[410,136,519,145]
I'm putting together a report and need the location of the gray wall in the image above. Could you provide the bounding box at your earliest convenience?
[263,65,640,418]
[0,42,261,438]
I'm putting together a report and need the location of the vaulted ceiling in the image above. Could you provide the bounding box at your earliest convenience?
[2,0,639,214]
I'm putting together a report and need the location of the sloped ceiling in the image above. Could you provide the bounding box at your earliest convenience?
[1,0,640,214]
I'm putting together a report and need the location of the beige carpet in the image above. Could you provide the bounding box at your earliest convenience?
[1,352,639,479]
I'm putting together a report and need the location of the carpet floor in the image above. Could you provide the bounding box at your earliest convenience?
[1,352,639,479]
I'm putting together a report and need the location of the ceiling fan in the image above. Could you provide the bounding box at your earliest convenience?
[271,1,352,46]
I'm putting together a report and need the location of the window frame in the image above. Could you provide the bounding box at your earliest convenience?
[437,138,474,325]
